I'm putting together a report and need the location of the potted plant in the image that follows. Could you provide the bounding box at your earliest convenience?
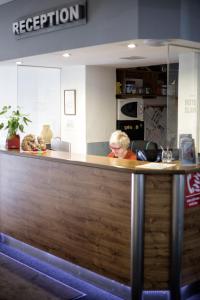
[0,105,31,149]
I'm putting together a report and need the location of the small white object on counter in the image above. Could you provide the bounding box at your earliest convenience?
[136,162,176,169]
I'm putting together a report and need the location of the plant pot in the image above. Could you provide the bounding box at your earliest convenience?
[6,134,20,149]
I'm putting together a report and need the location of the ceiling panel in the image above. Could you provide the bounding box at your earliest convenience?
[0,39,200,69]
[0,0,14,5]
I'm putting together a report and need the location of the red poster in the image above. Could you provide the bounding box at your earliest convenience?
[185,172,200,208]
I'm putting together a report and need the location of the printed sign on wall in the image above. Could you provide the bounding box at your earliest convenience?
[185,172,200,208]
[144,105,167,148]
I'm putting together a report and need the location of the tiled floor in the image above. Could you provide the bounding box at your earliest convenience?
[0,242,123,300]
[0,240,200,300]
[0,252,84,300]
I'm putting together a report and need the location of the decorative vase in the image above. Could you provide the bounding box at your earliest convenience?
[6,134,20,149]
[40,124,53,144]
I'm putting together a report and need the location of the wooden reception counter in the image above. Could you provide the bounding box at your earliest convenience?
[0,149,200,299]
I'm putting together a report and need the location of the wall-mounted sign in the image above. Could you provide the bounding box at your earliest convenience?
[12,0,87,39]
[64,89,76,115]
[185,172,200,208]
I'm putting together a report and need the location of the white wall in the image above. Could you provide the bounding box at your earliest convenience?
[0,65,17,107]
[61,66,86,154]
[17,66,61,139]
[85,66,116,143]
[0,65,17,144]
[61,65,116,154]
[178,52,200,151]
[0,64,116,154]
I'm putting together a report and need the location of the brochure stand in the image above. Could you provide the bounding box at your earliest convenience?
[179,134,196,165]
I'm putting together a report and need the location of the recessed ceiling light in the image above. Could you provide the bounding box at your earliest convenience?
[127,43,136,49]
[62,53,71,58]
[16,61,22,65]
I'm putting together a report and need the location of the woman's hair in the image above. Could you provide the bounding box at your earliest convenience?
[109,130,130,149]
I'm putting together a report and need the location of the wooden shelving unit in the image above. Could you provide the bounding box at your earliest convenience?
[116,65,167,98]
[116,93,158,99]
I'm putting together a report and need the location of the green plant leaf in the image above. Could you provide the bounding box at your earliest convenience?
[23,117,31,125]
[19,124,24,132]
[0,105,31,135]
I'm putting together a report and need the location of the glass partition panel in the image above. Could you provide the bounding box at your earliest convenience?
[167,44,200,155]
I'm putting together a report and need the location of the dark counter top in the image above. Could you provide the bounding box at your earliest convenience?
[0,148,200,174]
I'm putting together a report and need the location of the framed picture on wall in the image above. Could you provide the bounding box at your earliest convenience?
[64,90,76,115]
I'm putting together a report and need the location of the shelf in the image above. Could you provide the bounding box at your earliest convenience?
[116,94,158,99]
[116,66,167,99]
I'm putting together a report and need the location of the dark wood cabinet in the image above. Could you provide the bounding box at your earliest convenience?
[116,65,167,98]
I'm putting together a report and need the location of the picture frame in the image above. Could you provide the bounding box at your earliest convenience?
[64,89,76,115]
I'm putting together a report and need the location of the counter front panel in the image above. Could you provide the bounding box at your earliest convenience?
[1,149,200,293]
[0,153,131,284]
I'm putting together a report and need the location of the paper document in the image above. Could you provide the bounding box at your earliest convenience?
[136,162,176,169]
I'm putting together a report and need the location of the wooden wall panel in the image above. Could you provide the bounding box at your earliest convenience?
[181,206,200,285]
[0,154,131,284]
[143,175,172,289]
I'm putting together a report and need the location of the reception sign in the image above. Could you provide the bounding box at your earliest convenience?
[185,172,200,208]
[12,0,86,39]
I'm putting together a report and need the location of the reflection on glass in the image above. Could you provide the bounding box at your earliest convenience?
[168,44,200,155]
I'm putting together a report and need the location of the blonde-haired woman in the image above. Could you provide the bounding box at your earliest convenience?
[108,130,136,160]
